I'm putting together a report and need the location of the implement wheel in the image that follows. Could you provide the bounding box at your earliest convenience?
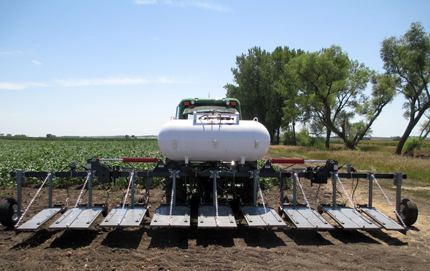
[0,198,19,227]
[399,198,418,226]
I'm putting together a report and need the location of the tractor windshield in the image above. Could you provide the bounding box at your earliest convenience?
[183,106,238,119]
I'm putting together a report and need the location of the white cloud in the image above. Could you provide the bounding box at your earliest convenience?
[32,60,42,65]
[55,77,148,87]
[0,82,48,90]
[55,76,196,87]
[134,0,159,4]
[134,0,229,11]
[0,50,23,55]
[191,1,228,11]
[155,76,196,84]
[0,76,195,90]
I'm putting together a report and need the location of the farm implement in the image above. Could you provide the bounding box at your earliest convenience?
[1,98,418,233]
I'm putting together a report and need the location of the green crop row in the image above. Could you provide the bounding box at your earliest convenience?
[1,138,284,192]
[0,138,164,187]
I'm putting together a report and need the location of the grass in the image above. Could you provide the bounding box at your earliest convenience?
[265,144,430,200]
[266,145,430,182]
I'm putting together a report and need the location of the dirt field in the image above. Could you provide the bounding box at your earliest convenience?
[1,177,429,271]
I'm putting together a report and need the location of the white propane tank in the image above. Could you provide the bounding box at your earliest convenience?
[158,112,270,163]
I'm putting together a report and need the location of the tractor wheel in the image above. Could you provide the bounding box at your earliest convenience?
[0,198,19,227]
[399,198,418,226]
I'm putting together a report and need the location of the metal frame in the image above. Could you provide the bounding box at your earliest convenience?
[8,158,409,231]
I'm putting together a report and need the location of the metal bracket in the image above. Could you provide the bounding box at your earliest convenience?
[394,172,403,214]
[169,170,179,179]
[366,173,374,208]
[15,170,26,217]
[210,170,220,179]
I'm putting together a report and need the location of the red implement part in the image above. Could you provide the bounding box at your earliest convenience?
[270,159,305,164]
[123,158,159,163]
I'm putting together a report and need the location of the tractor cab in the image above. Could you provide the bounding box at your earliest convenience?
[175,98,242,120]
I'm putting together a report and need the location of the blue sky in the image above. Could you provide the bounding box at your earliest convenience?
[1,0,429,137]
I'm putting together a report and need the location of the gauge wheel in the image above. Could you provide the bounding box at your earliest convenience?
[0,198,19,227]
[399,198,418,226]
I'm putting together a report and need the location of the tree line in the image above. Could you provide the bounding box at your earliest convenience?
[225,22,430,154]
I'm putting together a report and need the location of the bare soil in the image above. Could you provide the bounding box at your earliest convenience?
[1,177,429,271]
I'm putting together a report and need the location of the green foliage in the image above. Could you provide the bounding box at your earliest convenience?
[296,128,325,149]
[225,46,304,144]
[296,128,312,146]
[282,130,296,145]
[257,159,280,190]
[287,45,396,150]
[381,22,430,154]
[0,138,163,187]
[403,138,423,155]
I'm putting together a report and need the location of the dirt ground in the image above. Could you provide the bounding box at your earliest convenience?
[1,175,429,271]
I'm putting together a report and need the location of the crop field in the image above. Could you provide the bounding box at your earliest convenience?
[0,138,163,187]
[2,137,430,197]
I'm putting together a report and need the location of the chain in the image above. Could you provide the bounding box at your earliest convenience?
[118,171,134,225]
[336,173,365,225]
[169,187,174,226]
[257,179,270,225]
[372,174,407,228]
[295,172,317,227]
[67,171,91,227]
[15,172,52,228]
[215,185,219,226]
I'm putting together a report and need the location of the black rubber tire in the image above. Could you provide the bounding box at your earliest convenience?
[0,198,19,227]
[399,198,418,226]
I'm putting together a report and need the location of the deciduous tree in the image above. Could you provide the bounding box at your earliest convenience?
[287,45,396,149]
[380,22,430,155]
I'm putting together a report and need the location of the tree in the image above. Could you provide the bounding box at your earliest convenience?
[225,46,303,144]
[286,45,396,149]
[271,46,304,144]
[224,47,279,144]
[380,22,430,155]
[418,113,430,140]
[224,47,272,121]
